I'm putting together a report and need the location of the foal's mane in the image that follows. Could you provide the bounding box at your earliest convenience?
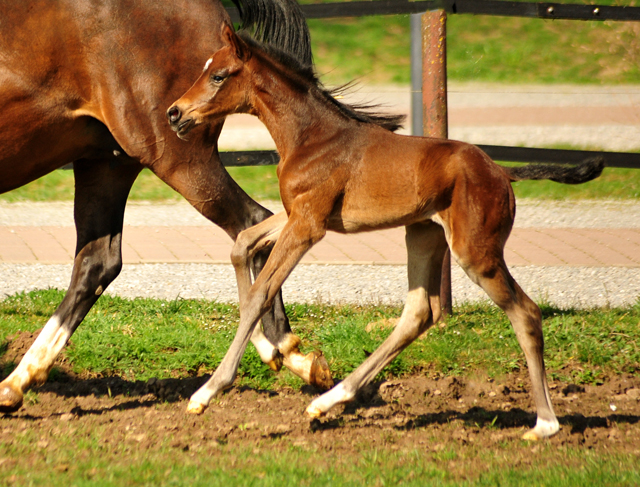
[237,31,405,132]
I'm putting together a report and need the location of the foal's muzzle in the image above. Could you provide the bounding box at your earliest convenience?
[167,105,195,138]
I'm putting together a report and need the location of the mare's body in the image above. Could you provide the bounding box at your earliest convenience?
[0,0,332,414]
[168,25,604,439]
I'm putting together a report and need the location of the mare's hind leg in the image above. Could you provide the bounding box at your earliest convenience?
[307,222,448,417]
[0,158,141,412]
[455,248,559,440]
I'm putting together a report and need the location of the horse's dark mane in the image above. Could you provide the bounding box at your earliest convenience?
[237,31,405,132]
[232,0,312,66]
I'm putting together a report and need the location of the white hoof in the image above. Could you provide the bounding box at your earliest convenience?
[522,417,560,440]
[186,401,207,415]
[305,404,324,419]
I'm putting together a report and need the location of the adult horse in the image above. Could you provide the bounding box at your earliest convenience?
[168,25,604,440]
[0,0,332,413]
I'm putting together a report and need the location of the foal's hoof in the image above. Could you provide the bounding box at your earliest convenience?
[305,404,325,419]
[186,401,207,415]
[521,418,560,441]
[308,352,334,391]
[0,385,23,413]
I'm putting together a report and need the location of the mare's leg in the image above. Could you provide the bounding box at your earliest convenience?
[187,213,327,414]
[306,222,448,417]
[0,158,141,412]
[153,133,329,385]
[452,236,559,440]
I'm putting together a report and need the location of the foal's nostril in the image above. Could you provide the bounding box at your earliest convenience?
[167,106,181,124]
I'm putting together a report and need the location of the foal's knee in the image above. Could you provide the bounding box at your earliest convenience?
[401,289,433,337]
[230,230,253,270]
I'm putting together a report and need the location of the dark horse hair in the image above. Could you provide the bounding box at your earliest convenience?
[236,31,406,132]
[233,0,312,66]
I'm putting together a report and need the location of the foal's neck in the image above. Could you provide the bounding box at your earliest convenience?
[246,53,350,159]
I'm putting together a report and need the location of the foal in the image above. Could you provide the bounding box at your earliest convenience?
[168,24,603,440]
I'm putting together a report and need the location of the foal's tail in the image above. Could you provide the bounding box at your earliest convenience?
[233,0,312,66]
[501,157,605,185]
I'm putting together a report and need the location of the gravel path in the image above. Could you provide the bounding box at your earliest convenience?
[0,199,638,309]
[2,262,638,309]
[1,199,639,228]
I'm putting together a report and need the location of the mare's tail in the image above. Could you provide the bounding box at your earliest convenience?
[501,157,605,185]
[233,0,312,65]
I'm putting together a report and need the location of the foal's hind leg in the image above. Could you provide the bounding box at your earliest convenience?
[456,252,559,440]
[0,158,141,412]
[307,222,448,417]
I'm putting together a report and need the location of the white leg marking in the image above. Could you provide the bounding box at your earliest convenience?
[306,382,354,418]
[4,316,70,390]
[249,325,280,369]
[523,417,560,441]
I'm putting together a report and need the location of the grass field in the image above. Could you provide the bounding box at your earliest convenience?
[0,291,639,485]
[1,164,638,203]
[1,290,638,398]
[307,2,640,85]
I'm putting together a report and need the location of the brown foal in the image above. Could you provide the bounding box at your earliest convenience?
[168,24,603,440]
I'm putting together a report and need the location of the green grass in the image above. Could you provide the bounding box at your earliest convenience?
[1,440,639,486]
[1,164,639,203]
[2,291,639,387]
[308,2,640,85]
[1,291,640,486]
[0,166,281,203]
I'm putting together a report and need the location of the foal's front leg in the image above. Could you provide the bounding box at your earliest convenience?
[187,215,328,414]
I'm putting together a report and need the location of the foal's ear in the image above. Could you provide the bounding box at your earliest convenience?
[221,22,247,61]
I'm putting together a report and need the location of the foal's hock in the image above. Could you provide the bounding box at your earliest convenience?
[169,23,604,440]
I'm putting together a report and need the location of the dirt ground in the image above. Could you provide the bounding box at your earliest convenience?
[1,330,640,479]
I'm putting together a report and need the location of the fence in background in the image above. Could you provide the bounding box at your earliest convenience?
[225,0,640,313]
[224,0,640,170]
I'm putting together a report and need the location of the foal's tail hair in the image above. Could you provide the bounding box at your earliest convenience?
[501,157,605,185]
[233,0,312,66]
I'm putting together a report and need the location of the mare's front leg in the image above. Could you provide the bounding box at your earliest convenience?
[0,158,141,412]
[187,213,327,414]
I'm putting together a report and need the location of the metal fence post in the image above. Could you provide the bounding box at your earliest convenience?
[422,9,453,316]
[410,13,424,136]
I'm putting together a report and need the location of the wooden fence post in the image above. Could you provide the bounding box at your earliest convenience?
[421,9,453,316]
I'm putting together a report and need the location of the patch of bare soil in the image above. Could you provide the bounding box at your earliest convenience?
[1,331,639,478]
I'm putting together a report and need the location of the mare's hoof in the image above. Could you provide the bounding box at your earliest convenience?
[305,404,324,419]
[186,401,207,415]
[308,352,334,390]
[0,386,23,413]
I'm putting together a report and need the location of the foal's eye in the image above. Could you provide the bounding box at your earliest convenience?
[212,75,225,84]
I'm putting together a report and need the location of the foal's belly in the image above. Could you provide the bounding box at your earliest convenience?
[326,192,433,234]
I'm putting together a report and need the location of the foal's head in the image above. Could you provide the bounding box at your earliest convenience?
[168,23,405,139]
[167,23,251,139]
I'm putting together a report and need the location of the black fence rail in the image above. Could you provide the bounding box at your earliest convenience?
[219,147,640,169]
[228,0,640,22]
[223,0,640,171]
